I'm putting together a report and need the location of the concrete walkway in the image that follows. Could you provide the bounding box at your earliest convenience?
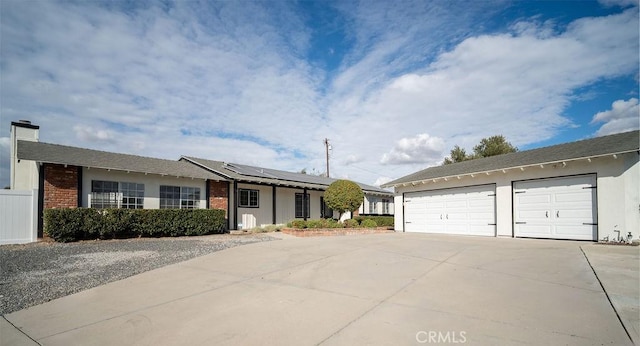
[581,244,639,345]
[3,233,636,345]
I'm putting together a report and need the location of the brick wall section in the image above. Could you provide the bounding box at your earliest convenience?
[209,180,228,216]
[44,164,78,209]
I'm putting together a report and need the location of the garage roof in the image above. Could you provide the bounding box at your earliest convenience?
[17,140,227,181]
[181,156,393,196]
[382,130,640,188]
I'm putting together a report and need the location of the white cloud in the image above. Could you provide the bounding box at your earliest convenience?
[0,2,638,188]
[342,155,362,165]
[374,176,393,187]
[73,125,115,143]
[591,98,640,136]
[356,8,639,150]
[381,134,445,165]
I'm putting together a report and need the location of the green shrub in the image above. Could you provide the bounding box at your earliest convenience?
[361,219,377,228]
[291,220,307,229]
[306,219,326,228]
[355,216,394,228]
[325,218,344,229]
[343,219,359,228]
[324,180,364,218]
[44,209,83,242]
[250,224,283,233]
[43,208,226,242]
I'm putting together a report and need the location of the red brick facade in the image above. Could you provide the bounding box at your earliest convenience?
[44,164,78,209]
[209,180,228,216]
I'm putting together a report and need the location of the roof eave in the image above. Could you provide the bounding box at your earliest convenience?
[384,149,639,189]
[23,157,221,181]
[179,156,234,180]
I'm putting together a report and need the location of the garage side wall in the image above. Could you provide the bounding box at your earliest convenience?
[392,153,638,240]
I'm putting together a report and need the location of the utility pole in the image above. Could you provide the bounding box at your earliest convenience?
[324,138,331,178]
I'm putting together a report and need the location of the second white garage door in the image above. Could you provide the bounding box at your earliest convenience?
[404,184,496,236]
[514,175,597,241]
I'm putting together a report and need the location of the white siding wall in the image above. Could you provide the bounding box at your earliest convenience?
[233,185,327,229]
[393,153,639,240]
[361,194,395,215]
[393,195,404,230]
[231,183,396,230]
[82,168,207,209]
[275,187,298,224]
[237,183,274,229]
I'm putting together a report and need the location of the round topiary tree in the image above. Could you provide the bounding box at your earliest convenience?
[324,179,364,220]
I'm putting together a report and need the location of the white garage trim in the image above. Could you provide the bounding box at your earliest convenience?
[513,174,597,241]
[403,184,496,236]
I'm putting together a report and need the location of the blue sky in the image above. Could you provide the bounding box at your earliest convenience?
[1,0,638,188]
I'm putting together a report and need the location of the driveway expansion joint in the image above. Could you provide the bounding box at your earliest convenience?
[580,245,634,344]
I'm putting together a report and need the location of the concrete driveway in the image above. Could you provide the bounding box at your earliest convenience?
[3,233,636,345]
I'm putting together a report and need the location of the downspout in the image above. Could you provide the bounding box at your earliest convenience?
[272,185,276,225]
[77,166,83,207]
[226,181,231,231]
[37,163,44,238]
[233,181,238,230]
[205,179,210,209]
[303,187,308,221]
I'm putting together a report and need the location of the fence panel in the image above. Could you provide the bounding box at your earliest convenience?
[0,190,37,245]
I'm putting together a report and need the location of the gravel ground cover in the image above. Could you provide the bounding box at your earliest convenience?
[0,234,276,315]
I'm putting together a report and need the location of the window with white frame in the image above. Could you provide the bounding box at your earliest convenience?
[91,180,144,209]
[369,197,377,214]
[181,186,200,209]
[160,185,200,209]
[295,193,310,218]
[382,199,390,214]
[120,182,145,209]
[238,189,259,208]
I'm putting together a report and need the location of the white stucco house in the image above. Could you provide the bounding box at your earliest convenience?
[10,120,393,237]
[382,131,639,242]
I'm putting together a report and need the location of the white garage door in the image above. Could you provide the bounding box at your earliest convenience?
[404,184,496,236]
[514,175,597,241]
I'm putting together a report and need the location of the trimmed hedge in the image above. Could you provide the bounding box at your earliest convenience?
[343,219,359,228]
[360,219,377,228]
[355,216,394,228]
[44,208,226,242]
[287,219,346,229]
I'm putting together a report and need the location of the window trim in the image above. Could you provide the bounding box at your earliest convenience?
[91,180,144,209]
[160,185,201,209]
[382,198,390,214]
[369,197,377,214]
[238,188,260,208]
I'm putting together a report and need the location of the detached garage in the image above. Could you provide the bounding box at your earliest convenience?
[383,131,639,242]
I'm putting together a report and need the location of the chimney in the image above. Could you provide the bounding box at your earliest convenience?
[10,120,40,190]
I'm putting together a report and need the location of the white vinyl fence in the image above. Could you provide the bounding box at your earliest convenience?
[0,189,38,245]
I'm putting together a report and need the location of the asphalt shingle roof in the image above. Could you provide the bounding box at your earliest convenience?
[383,130,640,187]
[17,141,226,181]
[182,156,392,195]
